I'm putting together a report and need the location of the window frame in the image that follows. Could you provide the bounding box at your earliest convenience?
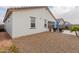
[44,19,47,28]
[30,16,36,29]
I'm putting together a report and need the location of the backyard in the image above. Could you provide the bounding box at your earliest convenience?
[13,32,79,53]
[0,31,79,52]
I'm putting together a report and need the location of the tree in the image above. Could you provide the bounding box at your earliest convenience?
[70,25,79,37]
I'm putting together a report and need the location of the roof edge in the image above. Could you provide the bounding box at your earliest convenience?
[3,6,56,22]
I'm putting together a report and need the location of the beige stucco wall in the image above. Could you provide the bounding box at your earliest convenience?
[6,8,55,38]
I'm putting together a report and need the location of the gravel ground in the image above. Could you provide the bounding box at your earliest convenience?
[0,32,12,49]
[13,32,79,53]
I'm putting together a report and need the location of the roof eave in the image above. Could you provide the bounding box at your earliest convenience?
[3,6,56,22]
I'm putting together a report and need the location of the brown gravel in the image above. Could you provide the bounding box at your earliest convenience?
[0,32,12,49]
[13,32,79,53]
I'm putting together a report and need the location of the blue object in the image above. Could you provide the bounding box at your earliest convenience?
[53,22,56,28]
[57,21,59,28]
[53,21,58,28]
[53,20,60,32]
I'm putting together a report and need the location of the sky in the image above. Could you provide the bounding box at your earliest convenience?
[0,7,7,24]
[50,6,79,24]
[50,6,75,17]
[0,6,79,24]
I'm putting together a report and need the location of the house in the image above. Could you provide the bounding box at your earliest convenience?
[3,6,55,38]
[56,18,65,25]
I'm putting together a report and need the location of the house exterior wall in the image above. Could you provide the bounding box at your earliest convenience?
[9,8,55,38]
[4,15,12,37]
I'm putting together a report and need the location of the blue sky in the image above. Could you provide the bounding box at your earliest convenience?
[0,7,7,24]
[0,8,6,14]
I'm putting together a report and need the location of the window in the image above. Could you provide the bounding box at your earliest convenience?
[44,19,47,28]
[30,17,36,29]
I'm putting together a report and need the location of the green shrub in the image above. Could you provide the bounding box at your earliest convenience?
[70,25,79,37]
[70,25,79,31]
[9,44,18,53]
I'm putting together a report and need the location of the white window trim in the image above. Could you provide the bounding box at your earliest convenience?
[30,16,36,29]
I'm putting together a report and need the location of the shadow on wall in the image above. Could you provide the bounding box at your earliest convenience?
[0,24,6,32]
